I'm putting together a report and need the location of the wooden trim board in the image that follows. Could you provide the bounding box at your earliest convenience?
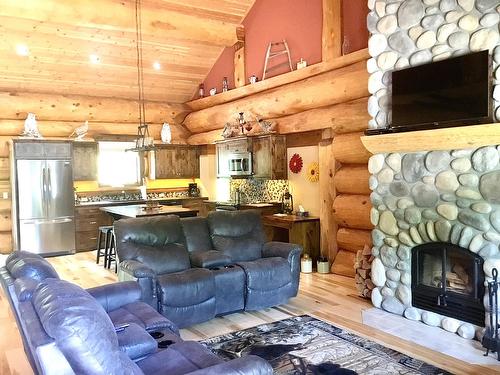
[361,123,500,154]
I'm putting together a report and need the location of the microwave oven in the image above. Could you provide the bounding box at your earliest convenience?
[228,152,252,176]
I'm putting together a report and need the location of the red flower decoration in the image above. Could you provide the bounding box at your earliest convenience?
[289,153,303,174]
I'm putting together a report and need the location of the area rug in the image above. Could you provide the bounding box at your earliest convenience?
[201,315,451,375]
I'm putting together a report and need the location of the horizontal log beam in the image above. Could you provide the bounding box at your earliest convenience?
[332,132,371,164]
[332,194,373,230]
[0,121,190,143]
[334,165,371,195]
[330,250,355,277]
[274,98,369,135]
[337,228,373,253]
[183,61,369,133]
[186,49,369,111]
[0,0,243,47]
[0,92,189,124]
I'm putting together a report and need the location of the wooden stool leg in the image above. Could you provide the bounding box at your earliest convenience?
[96,230,103,264]
[104,230,111,269]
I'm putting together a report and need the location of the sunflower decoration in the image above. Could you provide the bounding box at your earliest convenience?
[306,162,319,182]
[289,153,303,174]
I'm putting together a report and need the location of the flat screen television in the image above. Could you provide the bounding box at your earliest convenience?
[391,50,492,131]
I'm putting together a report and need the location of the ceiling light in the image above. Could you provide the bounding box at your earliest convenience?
[89,54,100,64]
[15,44,30,56]
[153,61,161,70]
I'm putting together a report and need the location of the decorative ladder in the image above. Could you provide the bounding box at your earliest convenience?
[262,40,293,80]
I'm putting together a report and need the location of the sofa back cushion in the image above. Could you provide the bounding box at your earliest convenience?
[33,279,140,375]
[208,210,265,262]
[114,216,190,274]
[181,217,213,252]
[6,252,59,282]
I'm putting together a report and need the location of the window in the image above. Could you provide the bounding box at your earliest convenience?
[97,141,141,187]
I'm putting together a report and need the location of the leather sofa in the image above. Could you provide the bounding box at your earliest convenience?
[115,210,302,328]
[0,251,272,375]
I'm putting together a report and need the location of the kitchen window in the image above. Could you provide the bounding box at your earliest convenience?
[97,141,141,187]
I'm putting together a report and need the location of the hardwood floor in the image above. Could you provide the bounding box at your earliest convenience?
[1,251,499,375]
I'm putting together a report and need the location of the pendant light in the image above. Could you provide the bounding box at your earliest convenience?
[128,0,155,152]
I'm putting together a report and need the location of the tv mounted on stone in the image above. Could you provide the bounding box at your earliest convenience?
[367,50,493,135]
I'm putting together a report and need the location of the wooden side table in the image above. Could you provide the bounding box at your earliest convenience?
[262,214,320,264]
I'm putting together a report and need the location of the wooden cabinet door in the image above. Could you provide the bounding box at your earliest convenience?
[252,136,271,178]
[155,147,177,179]
[185,147,200,178]
[154,146,200,179]
[270,135,287,179]
[73,142,97,181]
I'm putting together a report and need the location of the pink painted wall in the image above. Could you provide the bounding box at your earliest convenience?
[200,0,368,97]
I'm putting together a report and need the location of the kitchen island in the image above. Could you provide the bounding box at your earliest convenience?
[100,204,198,219]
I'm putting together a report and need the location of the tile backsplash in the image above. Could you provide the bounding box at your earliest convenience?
[229,179,289,203]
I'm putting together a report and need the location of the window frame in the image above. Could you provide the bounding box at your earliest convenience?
[96,141,142,188]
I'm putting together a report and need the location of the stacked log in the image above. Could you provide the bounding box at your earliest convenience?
[0,137,12,253]
[330,132,373,277]
[354,244,375,298]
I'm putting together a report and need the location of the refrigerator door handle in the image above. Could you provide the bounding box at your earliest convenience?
[22,217,73,225]
[47,166,52,213]
[42,167,47,216]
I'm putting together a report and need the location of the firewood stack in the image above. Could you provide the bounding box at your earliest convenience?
[354,244,375,298]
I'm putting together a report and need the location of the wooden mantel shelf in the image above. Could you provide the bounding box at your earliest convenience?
[361,123,500,154]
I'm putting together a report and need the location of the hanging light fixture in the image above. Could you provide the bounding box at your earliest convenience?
[128,0,155,152]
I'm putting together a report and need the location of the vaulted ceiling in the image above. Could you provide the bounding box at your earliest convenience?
[0,0,255,103]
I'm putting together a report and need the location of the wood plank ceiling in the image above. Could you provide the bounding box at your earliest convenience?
[0,0,255,103]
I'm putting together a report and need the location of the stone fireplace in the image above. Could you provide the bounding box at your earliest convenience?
[367,144,500,340]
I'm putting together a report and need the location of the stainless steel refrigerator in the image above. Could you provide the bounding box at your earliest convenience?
[12,140,76,256]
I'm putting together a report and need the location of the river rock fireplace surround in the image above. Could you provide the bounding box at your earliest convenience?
[363,125,500,340]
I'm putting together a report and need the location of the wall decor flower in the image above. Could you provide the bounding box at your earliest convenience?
[306,162,319,182]
[289,153,303,174]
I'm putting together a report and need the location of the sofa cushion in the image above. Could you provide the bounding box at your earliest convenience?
[137,341,222,375]
[14,277,40,302]
[108,301,179,334]
[157,268,214,307]
[181,217,213,252]
[33,278,140,375]
[189,250,232,268]
[238,257,292,291]
[6,253,59,282]
[114,216,191,275]
[116,322,158,360]
[208,210,266,262]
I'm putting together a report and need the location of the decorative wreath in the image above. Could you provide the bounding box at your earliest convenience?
[289,153,303,174]
[307,162,319,182]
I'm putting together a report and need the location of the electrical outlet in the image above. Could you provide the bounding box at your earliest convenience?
[2,192,8,199]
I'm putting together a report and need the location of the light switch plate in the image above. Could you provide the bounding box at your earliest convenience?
[2,192,8,199]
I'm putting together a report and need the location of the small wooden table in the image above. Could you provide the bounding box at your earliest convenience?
[100,204,198,220]
[262,214,320,264]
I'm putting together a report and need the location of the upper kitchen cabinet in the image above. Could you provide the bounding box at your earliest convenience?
[73,142,98,181]
[150,145,200,179]
[252,134,287,180]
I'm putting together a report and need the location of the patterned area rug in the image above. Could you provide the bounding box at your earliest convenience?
[201,315,451,375]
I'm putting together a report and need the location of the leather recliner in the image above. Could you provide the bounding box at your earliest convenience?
[114,210,302,328]
[1,251,273,375]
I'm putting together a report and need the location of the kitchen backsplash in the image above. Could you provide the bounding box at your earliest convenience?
[75,190,189,204]
[229,179,289,203]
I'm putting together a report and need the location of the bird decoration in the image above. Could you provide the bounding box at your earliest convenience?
[69,120,89,141]
[21,112,42,138]
[161,123,172,144]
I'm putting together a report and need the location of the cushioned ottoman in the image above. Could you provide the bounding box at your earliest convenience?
[157,268,216,328]
[237,257,295,311]
[209,265,245,315]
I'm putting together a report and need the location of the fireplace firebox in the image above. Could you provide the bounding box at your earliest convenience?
[412,242,485,327]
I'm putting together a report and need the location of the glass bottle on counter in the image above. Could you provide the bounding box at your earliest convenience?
[222,77,228,92]
[198,83,205,98]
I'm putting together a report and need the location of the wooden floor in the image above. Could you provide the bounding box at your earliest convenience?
[1,251,498,375]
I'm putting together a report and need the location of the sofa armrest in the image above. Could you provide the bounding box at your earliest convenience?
[189,250,232,268]
[120,259,157,278]
[87,281,142,312]
[262,242,302,263]
[186,356,273,375]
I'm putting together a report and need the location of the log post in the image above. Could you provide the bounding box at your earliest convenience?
[332,132,371,164]
[322,0,342,61]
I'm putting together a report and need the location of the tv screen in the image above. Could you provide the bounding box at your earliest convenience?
[391,50,491,130]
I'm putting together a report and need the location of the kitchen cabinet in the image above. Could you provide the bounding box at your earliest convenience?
[75,206,113,252]
[151,145,200,179]
[73,142,98,181]
[252,134,287,179]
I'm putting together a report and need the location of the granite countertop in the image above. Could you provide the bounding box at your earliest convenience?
[75,196,208,207]
[100,204,198,218]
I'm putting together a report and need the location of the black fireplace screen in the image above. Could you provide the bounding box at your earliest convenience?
[412,242,485,326]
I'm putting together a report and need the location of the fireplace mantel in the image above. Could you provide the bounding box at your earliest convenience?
[361,123,499,154]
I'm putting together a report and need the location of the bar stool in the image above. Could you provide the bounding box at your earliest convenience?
[96,225,113,266]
